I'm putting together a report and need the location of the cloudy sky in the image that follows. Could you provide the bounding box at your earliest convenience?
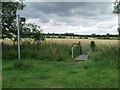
[19,2,118,35]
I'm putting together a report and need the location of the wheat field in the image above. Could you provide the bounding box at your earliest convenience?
[45,38,118,46]
[1,38,119,47]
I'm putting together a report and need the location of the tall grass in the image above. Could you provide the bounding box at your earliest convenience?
[2,41,72,61]
[88,45,118,68]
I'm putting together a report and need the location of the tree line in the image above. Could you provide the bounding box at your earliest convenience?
[45,33,118,39]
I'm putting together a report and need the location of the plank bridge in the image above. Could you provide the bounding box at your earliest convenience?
[72,42,89,61]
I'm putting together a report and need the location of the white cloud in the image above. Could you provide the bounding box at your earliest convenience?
[26,14,118,35]
[23,2,118,35]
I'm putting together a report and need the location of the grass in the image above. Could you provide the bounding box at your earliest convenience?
[2,45,118,88]
[2,42,72,61]
[2,38,119,88]
[2,59,118,88]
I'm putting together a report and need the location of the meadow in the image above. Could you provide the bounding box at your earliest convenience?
[2,38,119,88]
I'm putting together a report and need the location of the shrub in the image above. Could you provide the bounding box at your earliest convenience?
[90,41,96,52]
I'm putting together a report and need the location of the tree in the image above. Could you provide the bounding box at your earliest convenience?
[23,23,45,43]
[2,1,45,44]
[91,33,96,38]
[113,0,120,14]
[113,0,120,36]
[106,33,110,39]
[2,0,25,43]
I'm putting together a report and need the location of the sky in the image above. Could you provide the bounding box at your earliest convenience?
[19,2,118,35]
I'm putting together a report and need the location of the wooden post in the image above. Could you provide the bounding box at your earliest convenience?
[71,46,74,58]
[78,42,82,54]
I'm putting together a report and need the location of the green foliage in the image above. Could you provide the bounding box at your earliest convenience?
[90,41,96,52]
[83,36,88,39]
[79,36,82,39]
[90,41,95,47]
[3,42,71,61]
[13,61,33,70]
[89,46,118,66]
[91,33,96,38]
[2,1,44,44]
[2,46,118,88]
[46,35,51,38]
[113,0,120,14]
[58,35,65,38]
[118,27,120,37]
[58,35,62,38]
[22,23,45,42]
[2,1,25,39]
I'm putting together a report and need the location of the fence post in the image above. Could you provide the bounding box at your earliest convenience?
[78,42,82,54]
[71,45,74,58]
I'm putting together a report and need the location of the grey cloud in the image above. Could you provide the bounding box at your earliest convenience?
[19,2,117,34]
[21,2,113,18]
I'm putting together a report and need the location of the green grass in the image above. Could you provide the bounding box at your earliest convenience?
[2,42,72,61]
[2,42,119,88]
[3,45,118,88]
[2,59,118,88]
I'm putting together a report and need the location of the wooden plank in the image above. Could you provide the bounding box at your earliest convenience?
[75,55,88,61]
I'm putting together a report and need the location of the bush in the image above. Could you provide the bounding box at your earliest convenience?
[79,36,82,39]
[90,41,96,52]
[83,36,88,39]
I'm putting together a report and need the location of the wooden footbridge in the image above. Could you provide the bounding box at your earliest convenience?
[71,42,91,61]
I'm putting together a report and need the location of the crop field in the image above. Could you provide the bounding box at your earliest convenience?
[2,38,119,88]
[45,38,119,46]
[2,38,119,46]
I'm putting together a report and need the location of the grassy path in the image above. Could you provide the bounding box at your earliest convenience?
[2,59,118,88]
